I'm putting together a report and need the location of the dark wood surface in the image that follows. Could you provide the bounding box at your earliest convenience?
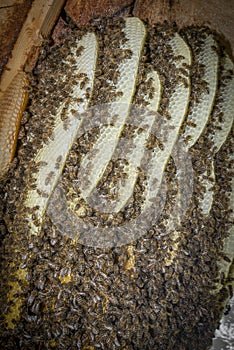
[0,0,32,77]
[1,0,233,81]
[65,0,234,56]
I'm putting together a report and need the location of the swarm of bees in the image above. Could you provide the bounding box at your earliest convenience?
[0,17,233,350]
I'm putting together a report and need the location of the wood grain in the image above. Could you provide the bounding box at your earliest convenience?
[0,0,32,78]
[0,0,65,97]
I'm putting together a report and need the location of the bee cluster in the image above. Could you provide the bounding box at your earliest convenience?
[0,17,233,350]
